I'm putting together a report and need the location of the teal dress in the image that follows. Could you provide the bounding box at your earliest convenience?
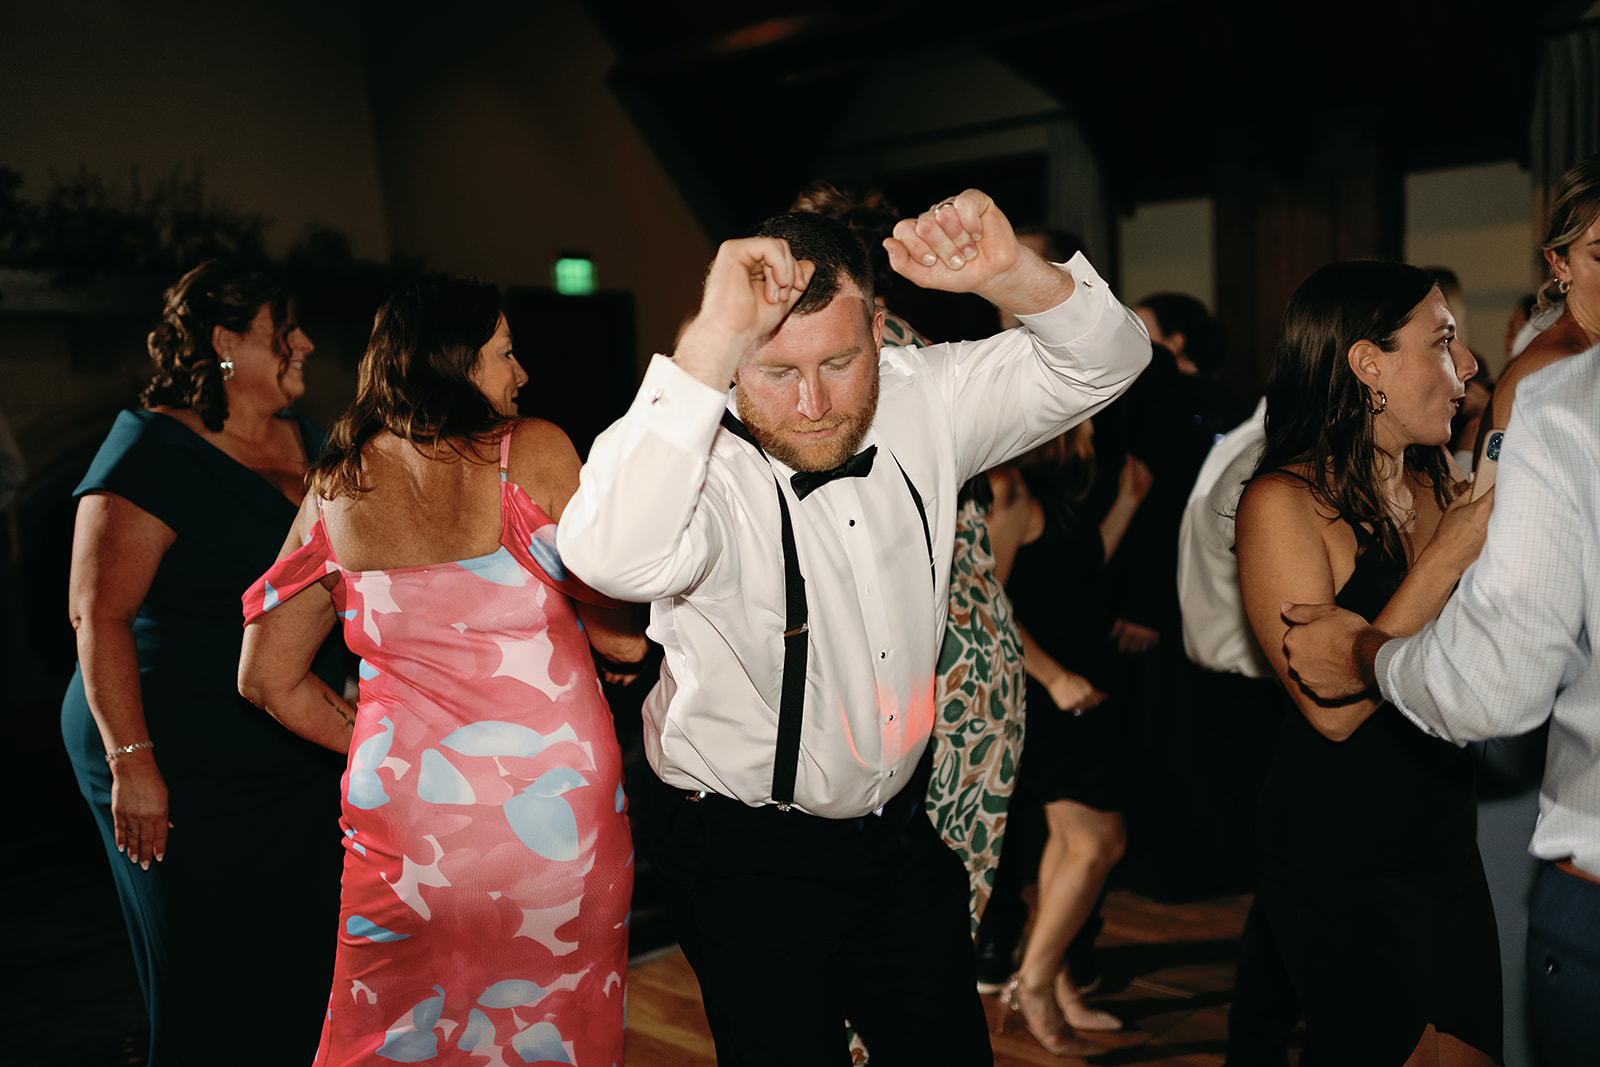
[61,409,347,1067]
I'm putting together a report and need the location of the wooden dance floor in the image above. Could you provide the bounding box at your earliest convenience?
[623,890,1291,1066]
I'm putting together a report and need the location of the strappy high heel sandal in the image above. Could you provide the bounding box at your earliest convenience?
[997,973,1098,1056]
[1054,968,1123,1032]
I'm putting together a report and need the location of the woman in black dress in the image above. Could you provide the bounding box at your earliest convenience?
[998,422,1151,1055]
[1235,261,1498,1065]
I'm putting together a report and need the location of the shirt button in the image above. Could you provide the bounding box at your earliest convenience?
[879,651,886,659]
[887,714,894,721]
[848,519,856,527]
[888,770,895,777]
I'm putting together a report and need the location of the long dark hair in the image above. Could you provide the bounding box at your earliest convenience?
[1255,260,1458,564]
[311,275,510,499]
[140,260,291,431]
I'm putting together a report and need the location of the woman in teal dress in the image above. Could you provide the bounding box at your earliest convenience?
[61,261,347,1066]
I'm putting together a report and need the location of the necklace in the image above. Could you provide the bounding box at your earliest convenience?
[1385,487,1417,532]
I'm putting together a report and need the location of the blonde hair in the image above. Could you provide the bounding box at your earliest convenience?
[1535,154,1600,314]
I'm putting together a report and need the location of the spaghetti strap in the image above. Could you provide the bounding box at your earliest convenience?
[499,425,513,481]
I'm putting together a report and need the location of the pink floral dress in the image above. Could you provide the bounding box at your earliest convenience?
[242,432,632,1066]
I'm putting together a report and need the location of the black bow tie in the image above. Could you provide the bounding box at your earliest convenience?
[790,445,877,499]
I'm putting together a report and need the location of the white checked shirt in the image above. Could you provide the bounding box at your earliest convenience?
[1376,343,1600,877]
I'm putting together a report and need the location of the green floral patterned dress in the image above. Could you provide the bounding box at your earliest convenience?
[926,497,1027,930]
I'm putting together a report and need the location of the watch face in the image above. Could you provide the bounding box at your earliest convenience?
[1486,430,1503,463]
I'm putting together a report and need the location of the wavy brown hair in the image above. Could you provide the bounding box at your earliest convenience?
[311,275,511,499]
[1255,261,1458,565]
[139,261,291,431]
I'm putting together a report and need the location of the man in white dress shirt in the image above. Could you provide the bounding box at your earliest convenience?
[1175,399,1301,1067]
[1280,344,1600,1067]
[558,189,1149,1063]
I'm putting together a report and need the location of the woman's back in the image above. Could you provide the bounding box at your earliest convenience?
[320,425,570,572]
[243,422,633,1067]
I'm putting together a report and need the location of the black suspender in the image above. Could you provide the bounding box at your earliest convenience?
[717,410,930,810]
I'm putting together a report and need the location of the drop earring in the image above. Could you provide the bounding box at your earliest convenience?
[1367,389,1387,415]
[219,359,235,381]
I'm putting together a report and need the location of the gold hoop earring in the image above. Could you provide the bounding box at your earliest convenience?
[1558,278,1571,295]
[1367,389,1387,415]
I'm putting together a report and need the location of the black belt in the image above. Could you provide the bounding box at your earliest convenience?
[675,745,935,830]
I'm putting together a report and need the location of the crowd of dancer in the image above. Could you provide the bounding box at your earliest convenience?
[59,155,1600,1066]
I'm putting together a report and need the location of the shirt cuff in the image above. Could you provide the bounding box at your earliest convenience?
[1012,252,1124,347]
[628,354,732,456]
[1376,635,1450,742]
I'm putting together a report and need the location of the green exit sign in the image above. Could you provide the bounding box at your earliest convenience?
[553,256,595,296]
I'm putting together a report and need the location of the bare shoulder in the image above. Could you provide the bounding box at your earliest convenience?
[1494,318,1591,423]
[288,485,322,541]
[1502,333,1575,387]
[1237,467,1329,530]
[507,417,579,460]
[506,418,583,519]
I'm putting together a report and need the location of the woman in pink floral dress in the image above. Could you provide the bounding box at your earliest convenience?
[239,275,644,1066]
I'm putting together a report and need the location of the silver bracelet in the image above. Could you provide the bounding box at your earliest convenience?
[105,740,154,762]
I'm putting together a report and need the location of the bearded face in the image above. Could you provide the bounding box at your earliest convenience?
[734,292,883,473]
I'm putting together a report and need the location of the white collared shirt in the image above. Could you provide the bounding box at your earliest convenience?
[1177,398,1272,677]
[1376,344,1600,877]
[558,254,1150,818]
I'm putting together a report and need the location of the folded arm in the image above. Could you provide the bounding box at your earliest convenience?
[238,498,356,754]
[1238,472,1490,741]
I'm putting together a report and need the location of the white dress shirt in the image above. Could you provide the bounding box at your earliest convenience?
[1177,398,1271,677]
[559,254,1150,818]
[1376,343,1600,877]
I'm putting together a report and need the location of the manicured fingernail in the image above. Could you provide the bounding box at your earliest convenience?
[155,853,165,862]
[963,244,978,259]
[949,254,965,269]
[921,254,936,266]
[141,860,150,871]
